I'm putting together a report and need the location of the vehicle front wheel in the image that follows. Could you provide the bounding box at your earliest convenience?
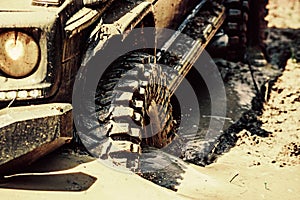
[76,51,175,172]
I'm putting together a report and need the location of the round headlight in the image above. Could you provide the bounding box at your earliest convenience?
[0,31,40,78]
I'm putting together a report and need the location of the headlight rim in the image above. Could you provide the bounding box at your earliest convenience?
[0,30,41,79]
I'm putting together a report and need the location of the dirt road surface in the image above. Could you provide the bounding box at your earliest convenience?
[0,0,299,199]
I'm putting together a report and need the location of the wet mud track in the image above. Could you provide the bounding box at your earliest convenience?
[137,26,300,189]
[181,26,300,166]
[0,1,299,199]
[2,1,300,193]
[4,23,298,193]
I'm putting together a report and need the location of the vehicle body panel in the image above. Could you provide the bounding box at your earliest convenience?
[0,0,207,174]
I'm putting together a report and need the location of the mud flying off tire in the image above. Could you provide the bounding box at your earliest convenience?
[224,0,268,61]
[77,51,175,171]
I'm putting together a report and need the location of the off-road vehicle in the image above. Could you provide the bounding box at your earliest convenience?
[0,0,268,175]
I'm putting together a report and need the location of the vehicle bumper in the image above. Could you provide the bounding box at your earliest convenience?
[0,103,73,175]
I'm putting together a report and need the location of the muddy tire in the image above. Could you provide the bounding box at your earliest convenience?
[77,51,175,171]
[224,0,268,61]
[224,0,250,61]
[247,0,269,48]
